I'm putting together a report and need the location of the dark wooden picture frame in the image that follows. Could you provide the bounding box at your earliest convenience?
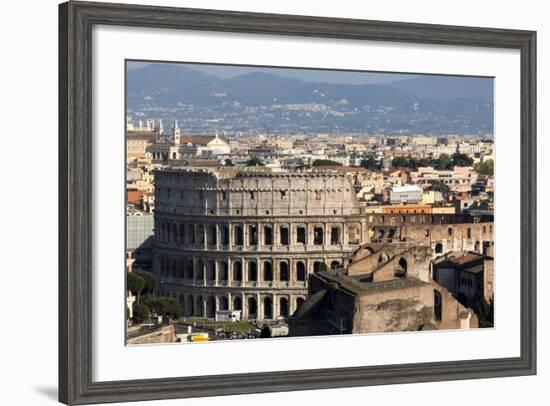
[59,1,537,404]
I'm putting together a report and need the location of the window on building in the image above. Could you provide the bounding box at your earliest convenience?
[296,261,306,281]
[280,226,289,246]
[221,225,229,245]
[249,191,254,200]
[248,225,258,246]
[279,262,289,281]
[263,261,273,281]
[313,226,324,245]
[234,225,243,246]
[279,298,289,318]
[248,261,257,281]
[315,191,322,200]
[280,191,286,200]
[395,258,407,277]
[233,261,242,281]
[448,227,453,237]
[296,227,306,244]
[467,228,472,239]
[264,226,273,245]
[209,225,217,245]
[330,227,340,245]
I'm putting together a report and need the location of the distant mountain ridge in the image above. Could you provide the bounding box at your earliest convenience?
[126,64,493,135]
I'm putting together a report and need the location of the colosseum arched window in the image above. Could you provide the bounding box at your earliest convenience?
[330,260,340,270]
[206,261,216,281]
[279,261,289,281]
[263,297,273,319]
[197,224,205,246]
[184,258,193,279]
[264,226,273,245]
[206,296,216,318]
[248,297,257,319]
[296,261,306,281]
[280,226,289,246]
[221,225,229,245]
[187,224,195,245]
[435,243,443,254]
[178,258,185,278]
[248,225,258,246]
[170,259,177,277]
[233,296,242,311]
[233,261,243,282]
[330,226,340,245]
[296,226,307,244]
[195,295,204,317]
[263,261,273,281]
[208,225,217,245]
[313,226,324,245]
[178,224,185,244]
[280,297,289,318]
[248,261,258,282]
[171,223,178,244]
[185,295,194,317]
[195,260,204,280]
[218,261,228,282]
[234,225,243,246]
[219,296,229,311]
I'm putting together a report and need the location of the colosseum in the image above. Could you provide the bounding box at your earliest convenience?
[152,168,494,323]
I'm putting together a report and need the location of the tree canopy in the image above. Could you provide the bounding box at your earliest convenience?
[132,303,150,323]
[474,159,494,176]
[450,152,474,167]
[143,296,183,320]
[312,159,343,167]
[360,156,381,171]
[245,156,265,167]
[135,271,158,296]
[127,272,146,303]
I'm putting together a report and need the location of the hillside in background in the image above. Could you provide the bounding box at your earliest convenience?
[126,64,494,135]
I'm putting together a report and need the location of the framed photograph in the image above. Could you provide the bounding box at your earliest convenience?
[59,1,536,404]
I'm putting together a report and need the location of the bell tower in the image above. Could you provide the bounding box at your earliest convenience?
[173,119,181,145]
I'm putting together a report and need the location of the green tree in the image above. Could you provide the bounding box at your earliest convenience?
[360,157,380,171]
[127,272,145,304]
[143,296,183,320]
[132,303,150,324]
[391,156,410,168]
[224,158,235,167]
[135,271,158,296]
[246,156,265,167]
[477,297,494,328]
[436,153,452,170]
[427,180,450,201]
[451,152,474,167]
[474,159,494,176]
[312,159,343,167]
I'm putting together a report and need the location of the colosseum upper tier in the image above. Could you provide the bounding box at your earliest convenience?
[152,168,494,322]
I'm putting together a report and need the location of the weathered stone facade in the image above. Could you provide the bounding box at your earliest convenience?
[153,169,365,321]
[289,243,479,336]
[152,168,494,323]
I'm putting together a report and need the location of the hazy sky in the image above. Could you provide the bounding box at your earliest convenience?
[127,61,419,84]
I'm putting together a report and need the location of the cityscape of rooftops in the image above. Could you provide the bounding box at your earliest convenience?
[125,60,495,344]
